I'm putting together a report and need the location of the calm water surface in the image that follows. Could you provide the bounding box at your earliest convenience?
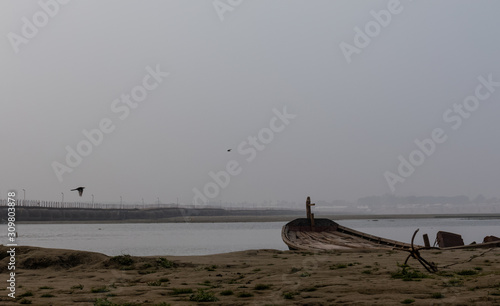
[8,218,499,256]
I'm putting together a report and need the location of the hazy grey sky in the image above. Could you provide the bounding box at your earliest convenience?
[2,0,500,205]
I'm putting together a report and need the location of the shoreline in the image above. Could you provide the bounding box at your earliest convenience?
[1,245,499,305]
[15,213,500,224]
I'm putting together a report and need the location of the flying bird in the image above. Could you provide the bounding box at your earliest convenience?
[227,149,232,152]
[71,187,85,197]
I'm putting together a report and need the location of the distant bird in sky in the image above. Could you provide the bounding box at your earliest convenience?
[227,149,232,152]
[71,187,85,197]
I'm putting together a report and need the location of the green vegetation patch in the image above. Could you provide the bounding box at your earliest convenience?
[401,298,415,304]
[237,291,254,298]
[290,267,301,273]
[445,279,464,287]
[94,298,115,306]
[456,269,478,276]
[41,293,55,297]
[169,288,193,295]
[205,265,217,271]
[391,265,429,281]
[147,281,162,286]
[19,291,34,297]
[330,263,347,270]
[157,258,175,268]
[110,254,134,266]
[189,289,218,302]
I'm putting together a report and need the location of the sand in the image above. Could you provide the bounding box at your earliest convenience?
[0,245,499,305]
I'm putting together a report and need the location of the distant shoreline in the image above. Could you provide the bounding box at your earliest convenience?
[16,213,500,224]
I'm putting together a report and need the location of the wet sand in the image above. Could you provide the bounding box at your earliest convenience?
[1,245,499,305]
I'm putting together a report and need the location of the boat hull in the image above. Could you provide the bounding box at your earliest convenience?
[282,218,413,251]
[282,218,500,251]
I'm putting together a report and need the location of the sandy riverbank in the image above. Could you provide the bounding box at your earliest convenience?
[0,245,499,305]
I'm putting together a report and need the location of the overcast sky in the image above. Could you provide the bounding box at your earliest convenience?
[1,0,500,206]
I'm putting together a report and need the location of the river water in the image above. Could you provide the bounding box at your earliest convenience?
[5,218,499,256]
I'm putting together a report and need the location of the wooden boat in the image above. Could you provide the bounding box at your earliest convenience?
[282,217,415,251]
[282,197,414,251]
[282,197,500,251]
